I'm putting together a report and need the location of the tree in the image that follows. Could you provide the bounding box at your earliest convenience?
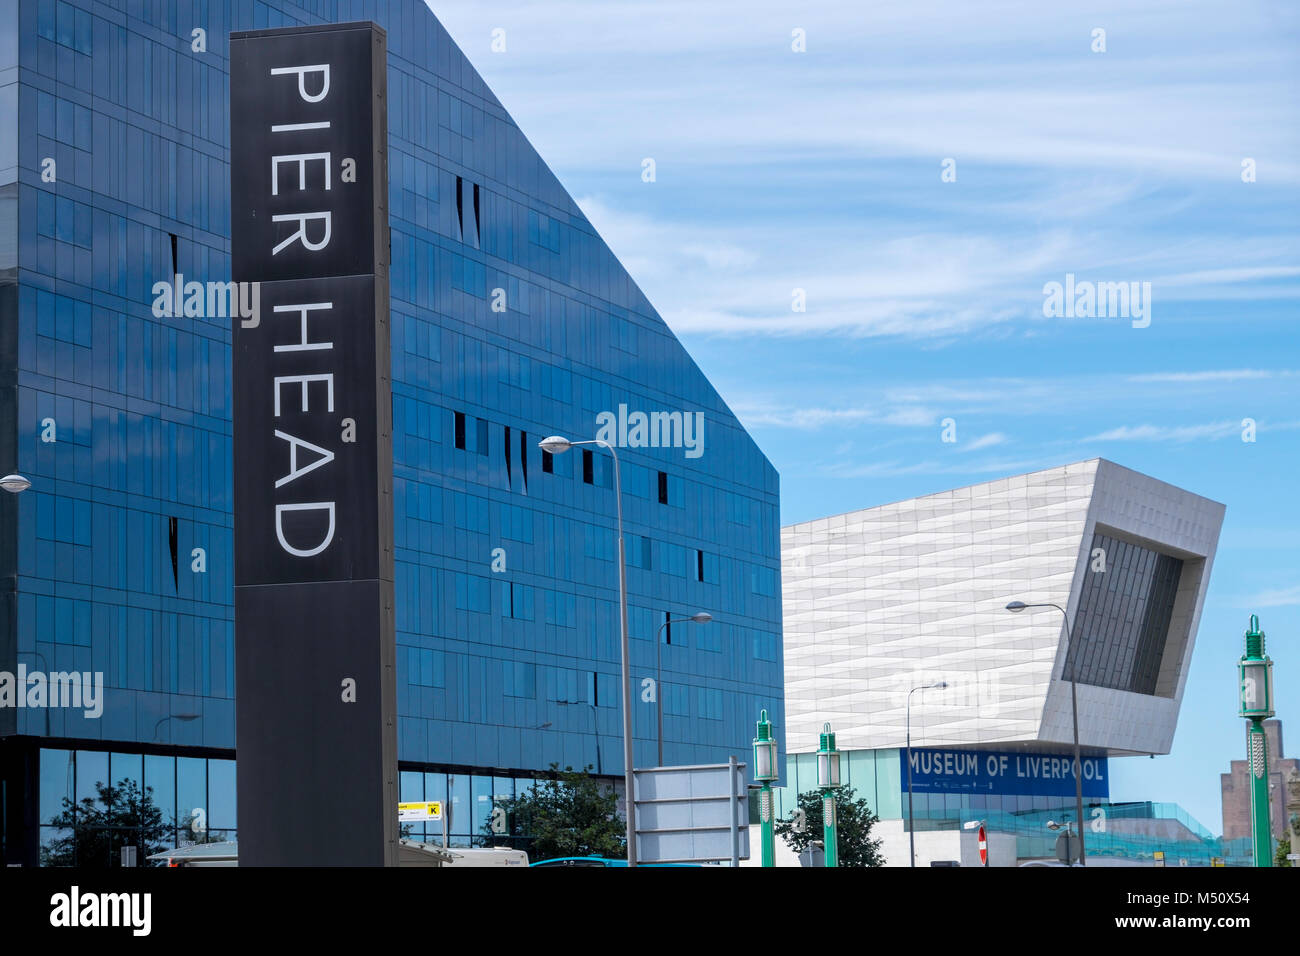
[774,787,885,867]
[43,777,173,868]
[487,763,624,862]
[1276,835,1292,868]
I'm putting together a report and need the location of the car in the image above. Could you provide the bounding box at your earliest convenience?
[531,856,627,867]
[530,856,702,867]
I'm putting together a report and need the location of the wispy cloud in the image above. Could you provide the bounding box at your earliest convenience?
[820,456,1047,480]
[1127,369,1285,383]
[734,403,935,430]
[1080,421,1241,442]
[1239,584,1300,608]
[963,432,1009,451]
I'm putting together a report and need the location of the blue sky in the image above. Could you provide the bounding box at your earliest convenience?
[428,0,1300,833]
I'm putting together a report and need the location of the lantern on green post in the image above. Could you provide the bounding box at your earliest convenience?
[1239,614,1275,867]
[817,722,842,867]
[753,709,779,868]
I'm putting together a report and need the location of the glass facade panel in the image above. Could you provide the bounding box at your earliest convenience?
[0,0,15,185]
[471,775,494,845]
[38,748,73,824]
[176,757,206,836]
[399,770,425,839]
[207,758,236,830]
[144,754,175,830]
[75,750,106,806]
[447,774,470,847]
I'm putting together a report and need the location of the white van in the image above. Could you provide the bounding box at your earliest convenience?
[147,840,527,867]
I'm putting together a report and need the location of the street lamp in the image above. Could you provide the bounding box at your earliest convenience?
[905,680,948,868]
[1007,599,1087,865]
[1238,613,1275,867]
[753,709,779,868]
[0,474,31,493]
[153,712,201,742]
[1046,819,1078,865]
[538,434,637,864]
[817,722,842,867]
[654,611,712,766]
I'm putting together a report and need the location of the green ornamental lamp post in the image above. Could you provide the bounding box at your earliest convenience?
[816,722,842,867]
[753,709,780,868]
[1238,614,1276,868]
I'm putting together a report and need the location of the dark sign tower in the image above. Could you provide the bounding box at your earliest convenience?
[229,21,396,866]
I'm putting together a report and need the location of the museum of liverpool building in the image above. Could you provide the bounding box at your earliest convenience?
[761,459,1230,866]
[0,0,783,866]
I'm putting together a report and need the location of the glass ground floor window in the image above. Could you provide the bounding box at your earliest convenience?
[37,747,235,867]
[908,793,1225,864]
[30,749,609,864]
[398,767,542,851]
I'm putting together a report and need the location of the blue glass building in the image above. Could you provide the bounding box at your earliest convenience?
[0,0,783,865]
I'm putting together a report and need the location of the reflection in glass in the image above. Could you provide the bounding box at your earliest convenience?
[176,757,206,841]
[39,749,74,825]
[447,774,469,847]
[472,775,494,845]
[110,751,142,792]
[41,750,173,867]
[39,827,73,866]
[144,755,176,830]
[422,772,447,844]
[400,770,425,839]
[75,750,107,806]
[208,759,236,829]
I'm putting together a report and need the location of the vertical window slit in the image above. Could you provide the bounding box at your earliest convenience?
[472,182,481,244]
[455,175,464,240]
[504,425,512,485]
[168,516,179,592]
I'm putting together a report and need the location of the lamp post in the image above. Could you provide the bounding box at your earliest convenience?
[905,680,948,867]
[538,435,637,864]
[753,709,779,867]
[1007,600,1088,866]
[817,722,842,867]
[1047,819,1077,865]
[654,611,712,766]
[1285,770,1299,867]
[1238,613,1275,867]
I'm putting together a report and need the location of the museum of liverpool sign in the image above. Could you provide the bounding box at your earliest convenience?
[903,747,1109,799]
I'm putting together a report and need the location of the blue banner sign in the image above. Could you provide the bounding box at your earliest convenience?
[901,748,1109,798]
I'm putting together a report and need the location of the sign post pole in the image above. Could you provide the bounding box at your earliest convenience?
[230,21,397,866]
